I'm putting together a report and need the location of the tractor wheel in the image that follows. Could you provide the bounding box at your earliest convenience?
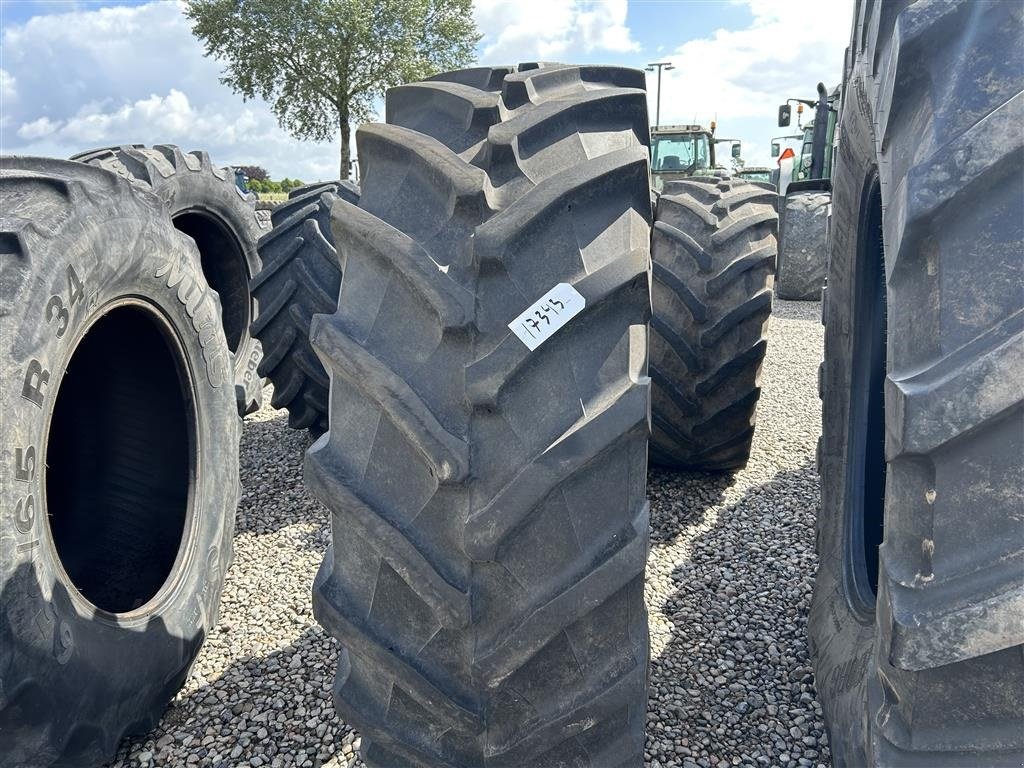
[811,1,1024,765]
[71,144,268,414]
[777,190,829,301]
[286,180,358,200]
[648,177,777,471]
[0,157,239,767]
[308,63,652,767]
[250,181,359,434]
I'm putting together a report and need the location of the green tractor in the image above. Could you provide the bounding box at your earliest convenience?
[771,82,839,299]
[649,122,741,192]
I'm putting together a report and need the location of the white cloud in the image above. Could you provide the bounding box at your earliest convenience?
[1,2,342,180]
[17,116,60,140]
[474,0,639,62]
[649,0,853,167]
[2,0,848,175]
[0,69,15,102]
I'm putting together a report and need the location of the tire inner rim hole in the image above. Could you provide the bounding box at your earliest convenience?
[46,306,193,614]
[847,175,888,609]
[174,211,249,354]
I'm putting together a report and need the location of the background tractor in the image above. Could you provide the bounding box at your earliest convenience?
[771,82,838,299]
[649,123,741,192]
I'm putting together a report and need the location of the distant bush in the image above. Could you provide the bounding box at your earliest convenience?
[245,177,305,195]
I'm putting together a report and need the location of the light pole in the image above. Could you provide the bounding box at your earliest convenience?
[645,61,674,128]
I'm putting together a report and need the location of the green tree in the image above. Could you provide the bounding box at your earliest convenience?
[186,0,480,179]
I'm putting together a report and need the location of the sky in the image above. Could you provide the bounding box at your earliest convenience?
[0,0,853,181]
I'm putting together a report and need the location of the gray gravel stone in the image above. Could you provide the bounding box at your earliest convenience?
[106,299,828,767]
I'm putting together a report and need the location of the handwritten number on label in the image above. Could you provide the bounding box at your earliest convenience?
[508,283,586,352]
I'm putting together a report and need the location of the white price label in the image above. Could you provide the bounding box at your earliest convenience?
[508,283,586,351]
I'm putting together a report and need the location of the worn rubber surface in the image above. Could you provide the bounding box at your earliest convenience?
[250,181,360,435]
[287,181,356,200]
[71,144,268,414]
[812,1,1024,765]
[648,177,777,471]
[777,191,829,301]
[0,157,240,767]
[308,64,653,767]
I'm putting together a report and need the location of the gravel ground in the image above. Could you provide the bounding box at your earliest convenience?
[107,298,826,768]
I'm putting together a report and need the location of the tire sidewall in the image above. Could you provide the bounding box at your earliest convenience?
[149,166,267,413]
[1,181,238,764]
[811,57,879,766]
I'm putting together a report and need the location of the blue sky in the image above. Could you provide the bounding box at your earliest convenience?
[0,0,852,179]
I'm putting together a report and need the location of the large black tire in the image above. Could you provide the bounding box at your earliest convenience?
[250,181,360,434]
[287,180,356,200]
[777,191,829,300]
[71,144,268,414]
[648,177,777,471]
[811,2,1023,765]
[0,157,240,767]
[308,64,652,767]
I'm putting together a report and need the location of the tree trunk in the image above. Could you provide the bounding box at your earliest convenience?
[339,103,351,181]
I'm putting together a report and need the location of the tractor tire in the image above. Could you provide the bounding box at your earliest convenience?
[811,1,1024,765]
[71,144,268,414]
[0,157,240,767]
[250,181,360,434]
[777,191,829,300]
[648,177,777,471]
[287,180,358,200]
[308,63,653,767]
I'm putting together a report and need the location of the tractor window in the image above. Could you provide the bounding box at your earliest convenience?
[798,125,815,179]
[651,134,709,172]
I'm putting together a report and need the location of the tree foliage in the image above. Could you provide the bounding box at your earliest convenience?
[237,164,269,181]
[247,177,306,194]
[186,0,480,178]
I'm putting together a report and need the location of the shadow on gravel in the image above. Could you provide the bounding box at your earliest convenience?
[646,460,831,768]
[106,625,360,768]
[648,466,737,546]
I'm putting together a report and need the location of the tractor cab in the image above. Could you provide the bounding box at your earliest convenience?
[774,82,840,192]
[650,123,741,192]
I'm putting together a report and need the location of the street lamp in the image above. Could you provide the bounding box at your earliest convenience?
[645,61,674,128]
